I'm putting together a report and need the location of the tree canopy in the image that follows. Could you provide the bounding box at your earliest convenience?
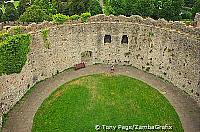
[19,5,49,22]
[1,2,19,21]
[104,0,184,21]
[0,0,199,22]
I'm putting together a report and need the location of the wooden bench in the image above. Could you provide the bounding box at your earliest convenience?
[74,62,85,70]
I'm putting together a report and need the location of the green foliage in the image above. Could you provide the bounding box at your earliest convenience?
[67,0,91,15]
[9,26,25,35]
[0,0,197,22]
[52,12,90,23]
[0,8,3,21]
[0,34,31,75]
[181,19,193,26]
[52,13,69,24]
[133,0,155,17]
[89,0,103,16]
[1,2,19,21]
[19,5,49,22]
[192,0,200,17]
[70,14,80,20]
[0,32,9,43]
[40,29,50,49]
[158,0,184,21]
[104,0,184,21]
[81,12,91,22]
[32,74,183,132]
[17,0,31,16]
[109,0,126,16]
[55,0,102,16]
[181,10,193,19]
[103,4,113,16]
[184,0,195,7]
[55,2,70,16]
[33,0,57,15]
[0,0,3,8]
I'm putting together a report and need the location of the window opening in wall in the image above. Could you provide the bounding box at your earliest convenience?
[121,35,128,44]
[104,35,111,43]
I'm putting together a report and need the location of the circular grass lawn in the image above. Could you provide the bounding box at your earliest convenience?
[32,74,183,132]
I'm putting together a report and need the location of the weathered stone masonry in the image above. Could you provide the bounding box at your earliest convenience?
[0,14,200,128]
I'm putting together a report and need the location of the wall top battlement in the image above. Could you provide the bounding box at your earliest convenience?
[1,14,200,38]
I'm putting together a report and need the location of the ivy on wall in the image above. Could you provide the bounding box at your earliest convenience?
[40,29,50,49]
[0,33,31,75]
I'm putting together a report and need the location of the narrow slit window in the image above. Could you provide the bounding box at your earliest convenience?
[121,35,128,44]
[104,35,111,43]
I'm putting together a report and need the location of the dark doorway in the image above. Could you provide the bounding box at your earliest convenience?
[121,35,128,44]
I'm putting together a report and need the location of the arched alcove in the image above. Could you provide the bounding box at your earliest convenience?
[121,35,128,44]
[81,51,93,64]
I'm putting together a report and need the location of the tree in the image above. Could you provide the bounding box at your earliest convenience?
[192,0,200,17]
[33,0,57,15]
[56,1,70,15]
[17,0,31,16]
[0,9,3,22]
[109,0,126,15]
[181,10,193,19]
[133,0,155,17]
[104,0,184,20]
[152,0,184,20]
[19,5,49,22]
[69,0,91,15]
[2,2,19,21]
[184,0,195,7]
[89,0,103,15]
[55,0,102,16]
[0,0,3,8]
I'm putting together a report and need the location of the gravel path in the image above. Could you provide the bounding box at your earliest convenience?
[2,65,200,132]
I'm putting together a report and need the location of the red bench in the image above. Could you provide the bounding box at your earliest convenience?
[74,62,85,70]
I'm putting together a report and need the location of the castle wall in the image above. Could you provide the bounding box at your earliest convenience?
[195,13,200,27]
[0,15,200,128]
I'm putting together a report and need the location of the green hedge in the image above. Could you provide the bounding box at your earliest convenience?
[0,34,31,75]
[70,14,80,20]
[81,12,91,22]
[52,13,69,24]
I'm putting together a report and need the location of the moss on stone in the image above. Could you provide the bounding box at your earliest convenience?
[40,29,50,49]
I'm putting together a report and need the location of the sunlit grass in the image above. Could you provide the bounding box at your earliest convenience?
[32,74,183,132]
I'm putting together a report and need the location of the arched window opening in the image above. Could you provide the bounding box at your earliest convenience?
[121,35,128,44]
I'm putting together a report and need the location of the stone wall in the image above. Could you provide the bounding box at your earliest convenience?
[195,13,200,27]
[1,14,200,37]
[0,14,200,129]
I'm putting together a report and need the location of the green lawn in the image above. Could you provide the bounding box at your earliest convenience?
[32,74,183,132]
